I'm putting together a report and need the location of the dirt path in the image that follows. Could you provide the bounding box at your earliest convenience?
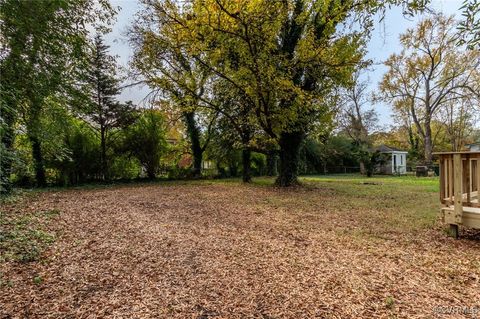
[1,182,479,318]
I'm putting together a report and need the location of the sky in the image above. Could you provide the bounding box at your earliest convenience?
[105,0,465,128]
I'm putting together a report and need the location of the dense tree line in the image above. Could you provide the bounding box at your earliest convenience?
[1,0,479,194]
[0,0,166,192]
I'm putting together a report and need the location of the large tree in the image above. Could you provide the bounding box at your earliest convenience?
[0,0,115,189]
[209,77,271,182]
[380,14,480,164]
[187,0,363,186]
[130,8,216,178]
[80,35,136,180]
[135,0,429,186]
[131,2,260,181]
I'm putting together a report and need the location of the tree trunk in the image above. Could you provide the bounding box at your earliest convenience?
[229,162,238,177]
[184,111,202,178]
[424,119,433,166]
[147,172,155,180]
[146,165,156,180]
[359,161,366,175]
[407,129,420,158]
[25,96,46,187]
[242,148,252,183]
[30,135,46,187]
[0,124,15,194]
[276,131,303,187]
[100,127,108,181]
[192,147,202,178]
[266,150,278,176]
[216,163,227,178]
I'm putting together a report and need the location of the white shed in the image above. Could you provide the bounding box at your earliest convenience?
[376,145,408,175]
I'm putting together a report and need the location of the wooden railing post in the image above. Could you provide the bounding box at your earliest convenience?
[440,156,445,204]
[448,155,453,204]
[477,158,480,195]
[464,154,471,205]
[453,153,463,224]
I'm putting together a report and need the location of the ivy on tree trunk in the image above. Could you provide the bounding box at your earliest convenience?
[242,148,252,183]
[184,111,203,178]
[30,135,46,187]
[276,131,303,187]
[266,150,278,177]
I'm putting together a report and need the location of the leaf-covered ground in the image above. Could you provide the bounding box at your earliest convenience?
[1,176,479,318]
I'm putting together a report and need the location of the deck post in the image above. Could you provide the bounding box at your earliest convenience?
[448,224,459,239]
[453,153,463,225]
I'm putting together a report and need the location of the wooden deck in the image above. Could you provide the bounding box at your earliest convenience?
[437,152,480,237]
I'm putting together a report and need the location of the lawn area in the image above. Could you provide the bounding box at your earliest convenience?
[1,175,479,318]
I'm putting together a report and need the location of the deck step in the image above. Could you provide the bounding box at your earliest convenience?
[443,191,478,204]
[442,205,480,214]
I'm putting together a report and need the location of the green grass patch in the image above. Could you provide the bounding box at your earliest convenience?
[300,174,439,233]
[0,189,34,205]
[0,209,59,263]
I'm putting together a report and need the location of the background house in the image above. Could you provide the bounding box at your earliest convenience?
[466,143,480,152]
[376,145,408,175]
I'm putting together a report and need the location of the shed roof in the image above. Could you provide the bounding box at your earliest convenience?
[375,144,408,153]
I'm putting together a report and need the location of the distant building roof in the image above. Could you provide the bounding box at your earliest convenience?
[375,144,408,153]
[466,143,480,151]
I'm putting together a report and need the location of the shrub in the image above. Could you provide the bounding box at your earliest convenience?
[124,110,168,179]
